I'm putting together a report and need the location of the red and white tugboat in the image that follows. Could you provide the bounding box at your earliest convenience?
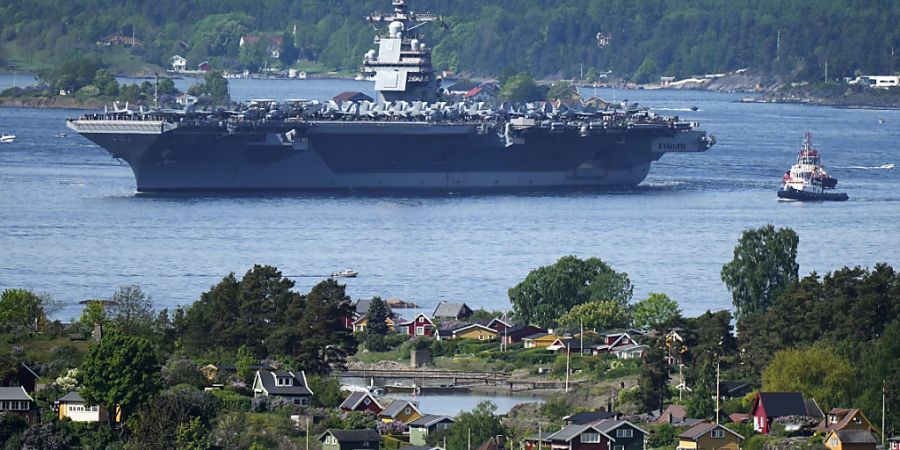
[777,132,848,201]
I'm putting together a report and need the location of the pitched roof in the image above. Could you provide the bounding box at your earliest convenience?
[0,386,32,401]
[758,392,822,418]
[523,332,551,341]
[340,391,381,410]
[655,405,687,423]
[322,429,382,442]
[679,422,743,440]
[834,430,878,444]
[592,418,647,435]
[354,299,393,317]
[548,423,600,442]
[397,313,434,327]
[565,410,618,424]
[256,370,312,396]
[380,399,420,418]
[57,391,85,403]
[452,324,498,335]
[433,302,470,318]
[409,414,454,427]
[815,408,870,433]
[333,91,374,103]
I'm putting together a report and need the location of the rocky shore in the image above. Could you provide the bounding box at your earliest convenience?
[0,96,107,110]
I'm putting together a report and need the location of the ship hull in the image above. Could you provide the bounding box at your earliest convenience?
[70,120,709,192]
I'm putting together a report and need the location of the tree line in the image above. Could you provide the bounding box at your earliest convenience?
[1,0,898,82]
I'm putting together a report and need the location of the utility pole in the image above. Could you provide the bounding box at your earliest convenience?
[565,342,570,393]
[154,73,159,109]
[883,380,887,448]
[538,423,543,450]
[715,359,721,425]
[468,428,472,450]
[305,417,310,450]
[776,30,781,61]
[825,60,829,83]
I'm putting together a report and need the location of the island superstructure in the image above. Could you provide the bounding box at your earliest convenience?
[67,0,716,192]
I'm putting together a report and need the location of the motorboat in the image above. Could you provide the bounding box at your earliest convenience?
[777,132,848,201]
[331,269,359,278]
[0,134,15,143]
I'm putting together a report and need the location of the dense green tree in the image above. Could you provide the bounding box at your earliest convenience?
[762,346,856,411]
[107,284,155,336]
[158,78,177,96]
[636,336,670,413]
[364,296,390,352]
[632,293,682,330]
[79,300,108,329]
[546,81,577,100]
[446,401,506,450]
[499,72,546,102]
[721,225,799,319]
[685,360,716,419]
[509,255,633,328]
[187,70,230,105]
[0,289,47,333]
[557,300,631,332]
[859,320,900,436]
[190,13,252,57]
[126,387,219,450]
[79,333,162,428]
[92,68,119,96]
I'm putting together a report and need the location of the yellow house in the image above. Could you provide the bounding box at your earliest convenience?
[378,400,422,424]
[523,333,561,349]
[57,392,121,423]
[677,422,743,450]
[824,430,879,450]
[816,408,876,435]
[352,315,395,333]
[452,324,498,341]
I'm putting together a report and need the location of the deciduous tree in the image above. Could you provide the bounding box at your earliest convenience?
[446,401,506,450]
[721,225,799,319]
[762,346,856,411]
[558,300,631,332]
[632,293,682,330]
[0,289,47,333]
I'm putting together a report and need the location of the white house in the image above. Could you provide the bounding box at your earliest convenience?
[170,55,188,73]
[849,75,900,88]
[56,391,117,422]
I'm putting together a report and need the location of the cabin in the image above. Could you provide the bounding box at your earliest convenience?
[445,80,481,96]
[611,344,648,360]
[321,429,381,450]
[170,55,188,73]
[525,418,647,450]
[397,313,436,337]
[815,408,876,435]
[824,430,879,450]
[655,405,689,425]
[719,381,752,400]
[502,324,547,344]
[1,363,38,393]
[57,391,120,423]
[0,386,32,414]
[352,315,396,333]
[750,392,823,434]
[433,301,473,320]
[409,415,454,445]
[451,324,499,341]
[677,422,743,450]
[378,399,422,424]
[486,317,511,333]
[339,391,382,414]
[251,369,312,406]
[197,61,211,72]
[353,299,395,320]
[887,436,900,450]
[523,333,562,349]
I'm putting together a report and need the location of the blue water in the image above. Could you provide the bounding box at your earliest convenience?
[1,79,898,321]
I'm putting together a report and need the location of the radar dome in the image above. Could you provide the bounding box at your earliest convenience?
[388,21,404,38]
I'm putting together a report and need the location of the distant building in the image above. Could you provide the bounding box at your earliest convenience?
[339,391,382,414]
[433,301,473,320]
[848,75,900,89]
[321,429,381,450]
[352,315,395,333]
[451,324,498,341]
[409,415,454,445]
[176,94,198,107]
[677,422,744,450]
[57,391,120,423]
[251,369,312,406]
[197,61,211,72]
[815,408,877,435]
[333,91,375,103]
[750,392,824,434]
[0,387,33,414]
[378,399,422,425]
[888,436,900,450]
[660,76,676,87]
[170,55,188,73]
[397,313,436,337]
[824,430,879,450]
[1,363,38,393]
[240,35,284,59]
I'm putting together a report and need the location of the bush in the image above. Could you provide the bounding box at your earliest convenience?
[75,85,101,97]
[384,333,410,349]
[209,389,251,412]
[646,423,682,449]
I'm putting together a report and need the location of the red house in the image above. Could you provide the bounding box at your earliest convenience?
[397,313,436,337]
[339,391,382,414]
[486,317,511,333]
[750,392,823,434]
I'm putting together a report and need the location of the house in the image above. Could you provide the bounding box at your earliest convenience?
[435,321,469,341]
[170,55,188,72]
[99,32,144,48]
[445,80,481,96]
[463,85,496,102]
[848,75,900,89]
[353,299,394,320]
[57,391,119,423]
[321,429,381,450]
[887,436,900,450]
[547,337,574,352]
[564,410,618,426]
[433,301,473,320]
[611,344,648,360]
[824,430,878,450]
[526,418,647,450]
[814,408,876,435]
[655,405,701,425]
[677,422,743,450]
[333,91,375,104]
[0,386,32,414]
[352,315,396,333]
[729,413,750,424]
[197,61,211,72]
[239,35,284,59]
[176,94,198,107]
[523,333,562,349]
[596,332,640,353]
[397,313,436,337]
[659,76,676,87]
[451,324,499,341]
[1,363,38,393]
[750,392,824,435]
[339,391,382,414]
[502,324,547,344]
[409,415,454,445]
[378,399,422,424]
[251,369,312,406]
[486,317,511,333]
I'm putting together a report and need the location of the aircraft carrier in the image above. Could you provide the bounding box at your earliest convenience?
[67,0,716,192]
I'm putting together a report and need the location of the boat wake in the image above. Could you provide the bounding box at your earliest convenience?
[835,163,894,170]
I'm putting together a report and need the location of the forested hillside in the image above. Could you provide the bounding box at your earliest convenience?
[1,0,898,81]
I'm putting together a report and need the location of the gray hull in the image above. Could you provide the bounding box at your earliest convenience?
[69,120,709,192]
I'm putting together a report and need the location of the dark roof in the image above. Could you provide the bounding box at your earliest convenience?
[835,430,878,444]
[548,423,594,442]
[409,414,454,427]
[333,91,374,103]
[721,380,751,395]
[256,370,312,396]
[433,302,470,318]
[0,386,32,401]
[565,411,617,424]
[679,422,742,440]
[340,391,380,410]
[446,80,480,92]
[57,391,85,403]
[322,429,382,443]
[380,399,418,418]
[759,392,822,418]
[504,324,546,339]
[523,332,550,340]
[354,299,393,316]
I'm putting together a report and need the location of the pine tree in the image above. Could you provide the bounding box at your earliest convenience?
[365,296,390,352]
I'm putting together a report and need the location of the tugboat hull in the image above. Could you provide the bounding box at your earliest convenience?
[777,187,848,201]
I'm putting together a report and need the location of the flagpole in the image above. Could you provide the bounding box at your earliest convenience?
[565,342,570,393]
[883,380,887,448]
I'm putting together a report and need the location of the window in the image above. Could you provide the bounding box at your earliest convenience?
[830,438,838,447]
[364,398,371,405]
[416,326,425,336]
[405,407,411,415]
[852,416,862,424]
[419,317,425,323]
[581,432,601,443]
[479,334,485,340]
[617,428,634,438]
[325,435,337,445]
[711,429,725,439]
[277,377,293,386]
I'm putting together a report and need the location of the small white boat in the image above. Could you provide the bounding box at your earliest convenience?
[881,163,895,170]
[331,269,359,278]
[0,134,16,143]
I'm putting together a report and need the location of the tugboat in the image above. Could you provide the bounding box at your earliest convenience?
[777,132,848,201]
